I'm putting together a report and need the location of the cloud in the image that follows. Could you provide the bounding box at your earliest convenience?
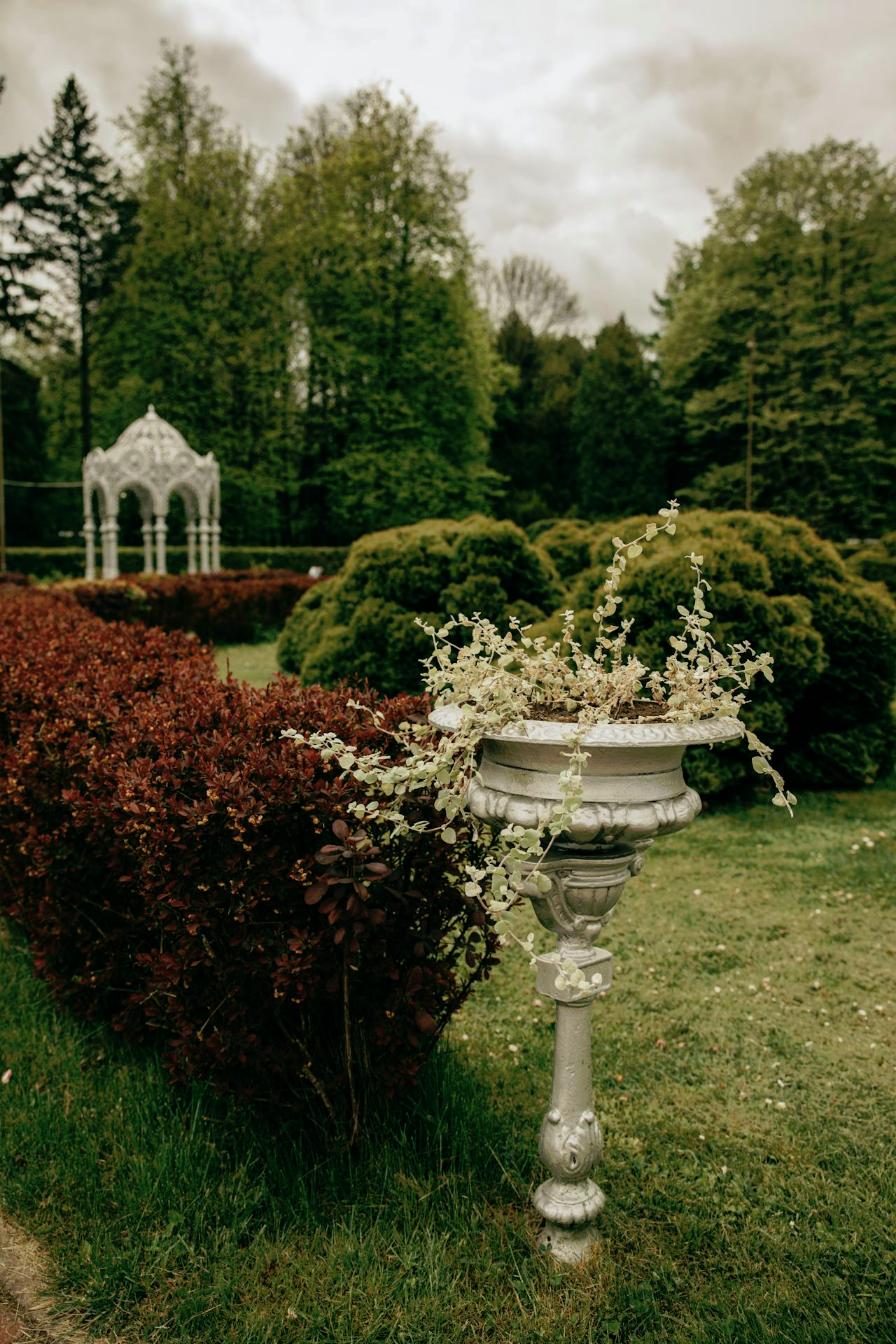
[2,0,894,332]
[0,0,302,154]
[576,39,818,194]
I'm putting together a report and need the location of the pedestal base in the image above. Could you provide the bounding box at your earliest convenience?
[536,1219,603,1264]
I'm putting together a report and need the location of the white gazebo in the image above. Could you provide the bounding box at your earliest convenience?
[82,406,221,580]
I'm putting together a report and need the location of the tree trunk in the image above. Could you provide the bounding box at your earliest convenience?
[79,299,91,458]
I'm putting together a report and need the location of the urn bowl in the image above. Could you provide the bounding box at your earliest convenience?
[429,704,742,848]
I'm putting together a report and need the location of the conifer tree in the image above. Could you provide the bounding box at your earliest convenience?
[489,312,585,521]
[572,317,671,518]
[18,76,127,457]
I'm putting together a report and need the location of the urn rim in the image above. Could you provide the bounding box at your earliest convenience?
[429,702,742,749]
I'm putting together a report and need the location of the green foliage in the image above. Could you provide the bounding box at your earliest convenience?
[573,317,672,517]
[278,515,561,694]
[528,517,595,580]
[90,47,293,545]
[557,509,896,794]
[0,358,56,546]
[15,75,129,456]
[265,87,502,540]
[488,313,586,522]
[844,532,896,596]
[657,140,896,538]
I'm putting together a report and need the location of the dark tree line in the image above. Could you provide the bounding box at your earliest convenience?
[2,49,894,554]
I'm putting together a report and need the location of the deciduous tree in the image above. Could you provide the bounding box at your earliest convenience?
[657,139,896,538]
[266,87,503,541]
[478,254,583,334]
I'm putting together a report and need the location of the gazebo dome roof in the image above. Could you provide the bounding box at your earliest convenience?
[105,405,201,470]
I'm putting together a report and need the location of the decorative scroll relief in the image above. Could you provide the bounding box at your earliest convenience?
[467,777,701,845]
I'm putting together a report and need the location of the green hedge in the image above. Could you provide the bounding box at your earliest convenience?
[278,515,562,695]
[5,545,348,581]
[554,509,896,795]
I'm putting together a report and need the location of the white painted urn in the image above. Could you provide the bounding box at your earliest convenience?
[430,705,741,1263]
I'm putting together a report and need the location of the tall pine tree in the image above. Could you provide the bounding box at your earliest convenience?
[18,76,126,457]
[488,312,585,522]
[572,317,671,518]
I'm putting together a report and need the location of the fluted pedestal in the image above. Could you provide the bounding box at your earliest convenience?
[522,846,638,1261]
[430,705,742,1262]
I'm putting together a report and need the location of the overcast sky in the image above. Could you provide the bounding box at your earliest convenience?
[2,0,894,329]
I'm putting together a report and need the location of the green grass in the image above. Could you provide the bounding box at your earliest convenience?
[1,784,894,1342]
[214,640,282,687]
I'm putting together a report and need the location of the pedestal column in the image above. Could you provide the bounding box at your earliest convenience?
[522,847,636,1262]
[210,519,221,572]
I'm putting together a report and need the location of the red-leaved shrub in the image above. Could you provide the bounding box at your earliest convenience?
[60,569,321,643]
[0,588,497,1132]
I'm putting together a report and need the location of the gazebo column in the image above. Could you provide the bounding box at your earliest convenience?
[100,517,119,580]
[210,519,221,572]
[107,515,120,579]
[84,517,96,581]
[186,520,198,574]
[154,515,167,576]
[141,515,154,573]
[198,515,211,574]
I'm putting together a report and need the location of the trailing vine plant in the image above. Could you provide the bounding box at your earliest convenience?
[285,502,795,977]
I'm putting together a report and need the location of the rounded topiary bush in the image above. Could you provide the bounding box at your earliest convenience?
[551,509,896,796]
[279,515,562,694]
[845,532,896,597]
[529,518,596,582]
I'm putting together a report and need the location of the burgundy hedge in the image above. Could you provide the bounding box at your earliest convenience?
[0,588,497,1132]
[61,568,321,643]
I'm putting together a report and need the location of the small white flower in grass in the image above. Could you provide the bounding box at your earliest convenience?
[776,1101,787,1111]
[692,888,702,897]
[508,1044,519,1053]
[1,1069,11,1085]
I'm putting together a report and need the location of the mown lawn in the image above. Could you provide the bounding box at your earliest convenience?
[0,783,894,1343]
[214,640,282,687]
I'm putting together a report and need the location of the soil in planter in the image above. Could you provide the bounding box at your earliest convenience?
[528,699,673,724]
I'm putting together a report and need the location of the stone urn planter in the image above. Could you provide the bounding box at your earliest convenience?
[430,705,741,1263]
